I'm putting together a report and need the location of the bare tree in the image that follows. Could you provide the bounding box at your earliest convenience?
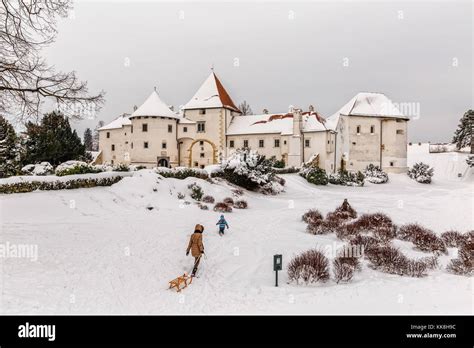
[238,100,253,115]
[0,0,105,123]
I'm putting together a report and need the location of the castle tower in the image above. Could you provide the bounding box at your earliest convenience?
[182,71,241,167]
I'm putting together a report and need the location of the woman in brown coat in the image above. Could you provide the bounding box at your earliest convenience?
[186,224,205,276]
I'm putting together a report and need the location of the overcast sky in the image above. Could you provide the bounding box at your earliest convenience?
[44,0,472,142]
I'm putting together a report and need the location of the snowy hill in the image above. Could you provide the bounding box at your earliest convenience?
[1,166,472,314]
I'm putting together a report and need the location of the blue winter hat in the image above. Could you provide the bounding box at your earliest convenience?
[220,214,224,218]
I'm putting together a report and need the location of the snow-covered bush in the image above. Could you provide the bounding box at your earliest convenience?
[55,161,102,176]
[328,169,365,186]
[221,149,283,194]
[328,199,358,221]
[201,195,215,204]
[441,231,467,248]
[21,162,54,176]
[300,167,328,186]
[404,259,428,277]
[446,238,473,276]
[231,188,244,196]
[398,223,447,254]
[407,162,434,184]
[466,155,474,168]
[302,209,326,235]
[188,183,203,201]
[112,163,130,172]
[287,249,330,284]
[155,167,208,180]
[365,246,408,276]
[214,202,232,213]
[333,256,361,283]
[177,192,185,200]
[0,176,124,194]
[302,209,323,224]
[270,157,285,168]
[350,235,381,254]
[363,164,388,184]
[348,213,397,242]
[223,197,234,206]
[234,200,248,209]
[198,203,209,211]
[274,167,300,174]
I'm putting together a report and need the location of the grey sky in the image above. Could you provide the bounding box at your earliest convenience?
[44,0,472,142]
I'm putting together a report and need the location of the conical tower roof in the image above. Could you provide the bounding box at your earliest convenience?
[131,90,179,119]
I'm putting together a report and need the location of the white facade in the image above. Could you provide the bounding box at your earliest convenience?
[98,74,409,173]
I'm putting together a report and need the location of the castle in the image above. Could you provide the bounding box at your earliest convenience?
[97,71,409,173]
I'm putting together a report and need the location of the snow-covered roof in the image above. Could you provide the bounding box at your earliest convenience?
[325,92,409,131]
[226,112,327,136]
[183,72,241,113]
[178,117,196,125]
[99,113,132,131]
[131,90,179,119]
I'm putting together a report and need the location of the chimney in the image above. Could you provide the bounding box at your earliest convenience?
[293,108,303,135]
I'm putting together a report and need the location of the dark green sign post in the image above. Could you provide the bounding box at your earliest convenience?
[273,254,282,287]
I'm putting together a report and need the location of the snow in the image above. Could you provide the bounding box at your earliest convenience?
[131,90,179,119]
[98,114,131,131]
[0,149,472,314]
[21,162,53,176]
[0,171,133,185]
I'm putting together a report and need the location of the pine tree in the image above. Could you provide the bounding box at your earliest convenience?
[452,110,473,150]
[0,116,20,178]
[83,128,93,151]
[22,111,87,166]
[92,120,105,151]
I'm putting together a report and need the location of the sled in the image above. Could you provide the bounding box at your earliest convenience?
[168,273,193,292]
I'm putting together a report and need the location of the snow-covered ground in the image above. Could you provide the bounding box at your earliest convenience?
[0,146,472,314]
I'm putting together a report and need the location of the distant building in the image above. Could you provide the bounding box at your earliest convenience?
[97,72,409,173]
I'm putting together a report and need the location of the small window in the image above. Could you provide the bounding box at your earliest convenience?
[200,153,205,158]
[390,161,395,167]
[194,162,199,167]
[200,165,205,169]
[199,109,206,115]
[131,126,133,133]
[183,127,187,133]
[229,140,235,148]
[396,129,404,135]
[305,139,310,147]
[259,140,264,148]
[370,125,375,134]
[283,140,287,145]
[243,140,249,148]
[199,141,204,146]
[131,142,133,149]
[111,160,114,165]
[162,142,167,149]
[111,144,115,151]
[106,132,110,139]
[356,125,361,134]
[144,142,149,149]
[142,124,148,132]
[327,140,330,144]
[124,132,127,136]
[197,122,205,132]
[352,142,356,145]
[274,139,280,147]
[168,124,173,133]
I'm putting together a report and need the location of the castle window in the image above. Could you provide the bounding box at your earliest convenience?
[370,125,375,134]
[131,142,133,149]
[243,140,249,148]
[168,124,173,133]
[183,127,187,133]
[197,122,205,133]
[111,160,114,165]
[284,140,287,145]
[356,125,361,134]
[396,129,404,135]
[229,140,235,148]
[305,139,310,147]
[259,140,264,148]
[144,142,149,149]
[274,139,280,147]
[199,109,206,115]
[106,132,110,138]
[200,153,205,158]
[162,142,167,149]
[142,124,148,132]
[111,144,115,151]
[390,161,395,166]
[194,162,199,167]
[199,141,204,146]
[131,126,133,133]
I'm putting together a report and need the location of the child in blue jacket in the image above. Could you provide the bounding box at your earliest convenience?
[216,215,229,236]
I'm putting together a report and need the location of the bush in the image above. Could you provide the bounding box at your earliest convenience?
[271,157,285,168]
[329,169,365,186]
[350,235,381,254]
[156,167,209,180]
[302,209,323,224]
[221,149,283,194]
[198,203,209,210]
[234,200,248,209]
[112,163,130,172]
[349,213,396,242]
[223,197,234,206]
[365,246,408,275]
[363,164,388,184]
[231,188,244,196]
[398,223,447,254]
[287,249,330,284]
[274,167,300,174]
[134,165,147,170]
[177,192,185,200]
[201,195,215,204]
[214,202,232,213]
[333,256,361,283]
[404,259,428,277]
[446,240,473,276]
[0,176,124,194]
[328,199,358,221]
[21,162,54,176]
[407,162,434,184]
[397,223,426,242]
[188,183,204,201]
[55,161,102,176]
[441,231,467,248]
[300,167,328,186]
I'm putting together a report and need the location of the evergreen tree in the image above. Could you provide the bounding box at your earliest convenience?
[0,116,20,177]
[92,120,105,151]
[83,128,93,151]
[452,110,473,150]
[22,111,87,166]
